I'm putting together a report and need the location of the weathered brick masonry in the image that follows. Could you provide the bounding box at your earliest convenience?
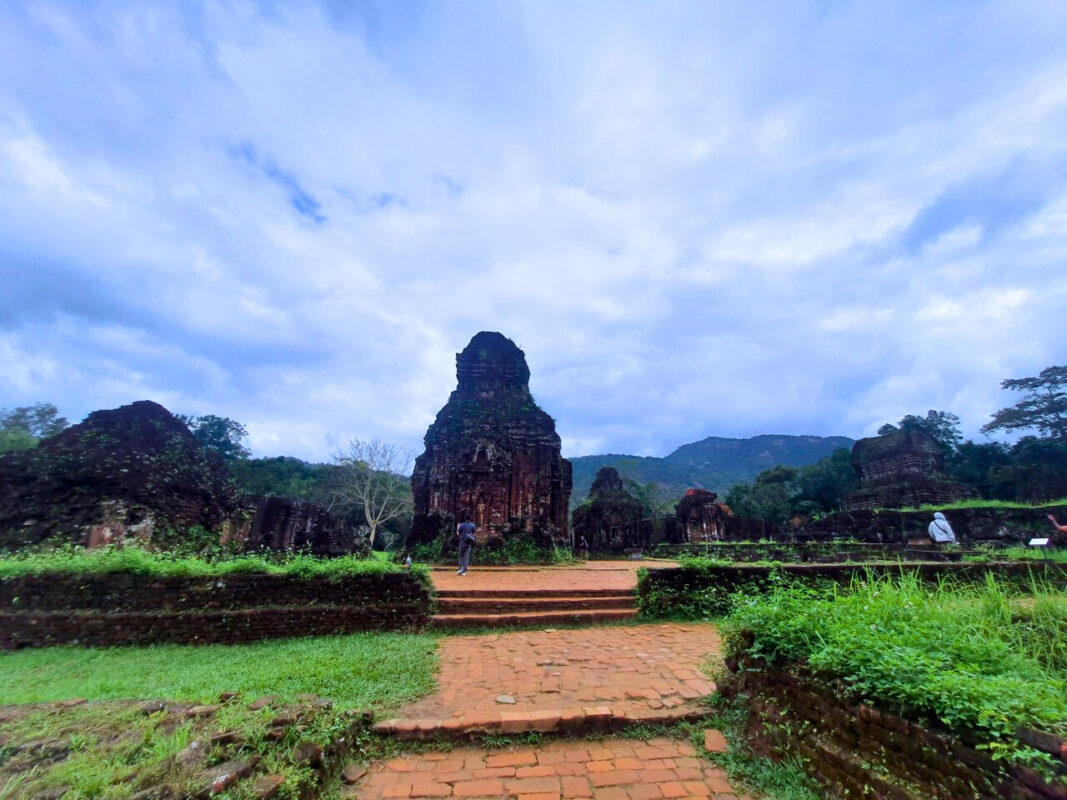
[0,572,433,649]
[721,660,1067,800]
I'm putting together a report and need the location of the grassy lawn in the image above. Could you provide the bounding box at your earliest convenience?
[0,633,438,799]
[0,632,437,711]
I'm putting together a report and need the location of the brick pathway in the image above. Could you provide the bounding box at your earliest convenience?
[430,562,662,594]
[354,737,751,799]
[377,624,719,737]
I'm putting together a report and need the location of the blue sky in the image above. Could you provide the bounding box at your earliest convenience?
[1,1,1066,461]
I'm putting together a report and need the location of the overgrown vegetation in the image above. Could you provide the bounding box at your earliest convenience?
[635,559,814,619]
[0,544,429,583]
[722,573,1067,768]
[0,631,439,799]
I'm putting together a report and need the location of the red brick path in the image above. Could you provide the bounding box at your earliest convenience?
[354,737,751,800]
[377,624,719,737]
[430,562,660,594]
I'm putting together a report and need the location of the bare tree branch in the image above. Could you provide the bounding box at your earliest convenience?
[327,439,414,548]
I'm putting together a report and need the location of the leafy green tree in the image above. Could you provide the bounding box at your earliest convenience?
[178,414,251,461]
[792,448,858,511]
[948,441,1012,499]
[725,466,797,524]
[988,437,1067,502]
[880,410,962,453]
[0,403,69,453]
[622,478,675,517]
[229,456,327,500]
[981,365,1067,443]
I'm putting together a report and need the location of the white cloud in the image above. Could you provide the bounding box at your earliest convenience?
[0,0,1065,460]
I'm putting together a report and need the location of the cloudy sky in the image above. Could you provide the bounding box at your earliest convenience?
[2,1,1066,461]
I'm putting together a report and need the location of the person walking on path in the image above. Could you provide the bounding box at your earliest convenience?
[456,514,476,575]
[928,511,957,544]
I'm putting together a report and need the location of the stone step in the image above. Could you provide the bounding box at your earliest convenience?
[373,704,713,740]
[437,595,636,614]
[430,608,639,630]
[436,588,635,599]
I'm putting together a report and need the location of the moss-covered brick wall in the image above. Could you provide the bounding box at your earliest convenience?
[636,562,1067,619]
[0,572,432,649]
[721,659,1067,800]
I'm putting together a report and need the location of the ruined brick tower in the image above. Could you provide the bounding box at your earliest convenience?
[409,332,572,547]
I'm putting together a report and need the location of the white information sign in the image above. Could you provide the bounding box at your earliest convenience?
[1029,537,1050,547]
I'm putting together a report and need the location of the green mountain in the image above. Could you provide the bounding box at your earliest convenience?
[569,434,855,506]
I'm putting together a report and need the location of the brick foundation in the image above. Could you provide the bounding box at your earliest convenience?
[637,562,1067,617]
[0,572,432,648]
[722,659,1067,800]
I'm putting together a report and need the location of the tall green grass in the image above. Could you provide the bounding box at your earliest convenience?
[0,544,430,582]
[723,573,1067,764]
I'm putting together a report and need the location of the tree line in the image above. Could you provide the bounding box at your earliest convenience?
[725,365,1067,523]
[3,363,1064,536]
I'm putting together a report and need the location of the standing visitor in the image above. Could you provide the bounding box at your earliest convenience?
[457,514,476,575]
[927,511,957,544]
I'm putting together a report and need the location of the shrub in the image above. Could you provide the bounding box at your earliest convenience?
[722,572,1067,765]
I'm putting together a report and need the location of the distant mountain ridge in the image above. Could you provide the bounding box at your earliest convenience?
[569,434,855,505]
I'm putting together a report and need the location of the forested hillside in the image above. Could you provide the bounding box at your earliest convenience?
[569,434,854,503]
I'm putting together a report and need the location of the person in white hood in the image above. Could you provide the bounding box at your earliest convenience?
[928,511,956,544]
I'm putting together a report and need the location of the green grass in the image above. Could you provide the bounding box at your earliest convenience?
[0,632,441,799]
[0,632,438,712]
[722,573,1067,768]
[0,545,430,582]
[965,545,1067,564]
[895,497,1067,512]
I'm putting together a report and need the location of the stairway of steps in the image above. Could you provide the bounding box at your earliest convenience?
[431,587,638,629]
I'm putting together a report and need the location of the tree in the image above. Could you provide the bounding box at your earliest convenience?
[325,439,414,549]
[724,466,798,524]
[0,403,69,453]
[948,440,1012,499]
[792,448,858,512]
[229,456,327,500]
[877,410,962,453]
[178,414,251,461]
[982,365,1067,443]
[622,478,675,518]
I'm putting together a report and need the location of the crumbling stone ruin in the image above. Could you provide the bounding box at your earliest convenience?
[843,427,974,511]
[0,400,240,549]
[571,466,651,553]
[672,488,734,543]
[0,400,360,556]
[226,496,361,557]
[409,332,572,547]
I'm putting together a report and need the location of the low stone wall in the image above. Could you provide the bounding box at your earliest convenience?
[721,658,1067,800]
[791,504,1067,545]
[0,572,432,649]
[636,562,1067,618]
[649,542,969,562]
